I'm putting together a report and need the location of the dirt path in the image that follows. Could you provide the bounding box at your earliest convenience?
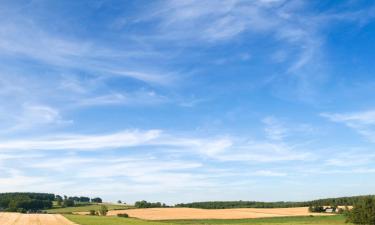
[0,213,76,225]
[107,207,334,220]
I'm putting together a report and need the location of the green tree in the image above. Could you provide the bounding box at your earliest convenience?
[347,197,375,225]
[99,205,108,216]
[91,197,102,203]
[62,199,75,207]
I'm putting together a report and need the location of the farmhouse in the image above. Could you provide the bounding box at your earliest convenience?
[325,208,335,213]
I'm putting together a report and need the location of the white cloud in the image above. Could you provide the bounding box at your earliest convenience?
[12,104,72,130]
[262,116,288,141]
[0,128,310,163]
[0,10,174,87]
[323,149,375,167]
[321,110,375,125]
[0,130,162,151]
[321,110,375,142]
[138,0,329,102]
[76,91,167,107]
[253,170,287,177]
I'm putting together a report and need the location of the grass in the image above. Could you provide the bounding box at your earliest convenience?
[46,203,133,213]
[163,215,349,224]
[64,215,170,225]
[65,215,350,225]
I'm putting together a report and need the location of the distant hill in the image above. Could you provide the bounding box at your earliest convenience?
[176,195,375,209]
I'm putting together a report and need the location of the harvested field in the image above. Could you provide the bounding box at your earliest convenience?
[0,212,77,225]
[107,207,333,220]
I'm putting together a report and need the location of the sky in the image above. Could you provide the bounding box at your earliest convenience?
[1,0,375,204]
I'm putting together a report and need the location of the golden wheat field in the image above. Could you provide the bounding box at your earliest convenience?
[107,207,334,220]
[0,213,76,225]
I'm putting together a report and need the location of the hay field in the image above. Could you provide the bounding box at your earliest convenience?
[0,212,76,225]
[107,207,333,220]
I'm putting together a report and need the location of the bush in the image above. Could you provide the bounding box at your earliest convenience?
[17,208,27,213]
[117,213,129,218]
[62,199,75,207]
[99,205,108,216]
[89,210,96,216]
[308,205,325,213]
[346,197,375,225]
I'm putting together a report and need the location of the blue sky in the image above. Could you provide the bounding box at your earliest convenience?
[1,0,375,204]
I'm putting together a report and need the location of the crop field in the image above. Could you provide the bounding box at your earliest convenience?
[0,212,76,225]
[65,214,349,225]
[106,207,332,220]
[0,211,350,225]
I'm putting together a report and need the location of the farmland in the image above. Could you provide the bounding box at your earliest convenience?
[65,214,349,225]
[0,208,351,225]
[0,212,76,225]
[106,207,332,220]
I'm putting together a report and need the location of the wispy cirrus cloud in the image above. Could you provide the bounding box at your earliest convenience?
[0,128,312,164]
[321,109,375,142]
[0,15,172,85]
[0,130,162,151]
[135,0,329,102]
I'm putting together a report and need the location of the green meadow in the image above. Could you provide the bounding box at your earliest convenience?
[47,203,132,213]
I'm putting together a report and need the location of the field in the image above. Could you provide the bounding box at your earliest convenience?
[46,203,132,213]
[106,207,331,220]
[0,211,350,225]
[0,212,76,225]
[65,214,349,225]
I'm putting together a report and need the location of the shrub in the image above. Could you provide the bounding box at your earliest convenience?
[99,205,108,216]
[308,205,325,213]
[89,210,96,216]
[117,213,129,218]
[337,208,345,214]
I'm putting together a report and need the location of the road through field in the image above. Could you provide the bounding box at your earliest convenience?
[107,207,334,220]
[0,213,77,225]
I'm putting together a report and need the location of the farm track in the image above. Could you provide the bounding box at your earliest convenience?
[107,207,334,220]
[0,213,77,225]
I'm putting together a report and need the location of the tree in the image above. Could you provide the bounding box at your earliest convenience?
[99,205,108,216]
[347,197,375,225]
[91,197,102,203]
[79,196,90,202]
[55,195,63,206]
[63,199,75,207]
[0,193,54,212]
[309,204,325,213]
[117,200,122,204]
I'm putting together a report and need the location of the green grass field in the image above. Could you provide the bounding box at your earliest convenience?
[65,215,350,225]
[65,215,170,225]
[47,203,132,213]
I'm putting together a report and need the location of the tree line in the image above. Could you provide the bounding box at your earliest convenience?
[176,195,375,209]
[0,192,103,213]
[54,195,102,207]
[0,193,54,213]
[135,200,168,208]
